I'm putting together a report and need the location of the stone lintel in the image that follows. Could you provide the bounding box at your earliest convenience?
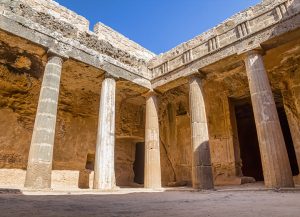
[100,61,151,91]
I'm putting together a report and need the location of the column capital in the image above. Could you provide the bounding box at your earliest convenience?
[102,72,119,80]
[243,48,266,60]
[47,49,68,63]
[188,70,206,82]
[142,90,159,99]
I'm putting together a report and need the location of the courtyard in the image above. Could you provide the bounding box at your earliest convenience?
[0,189,299,217]
[1,0,300,216]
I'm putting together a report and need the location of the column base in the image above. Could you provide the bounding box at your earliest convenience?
[93,178,117,190]
[78,169,92,189]
[192,165,214,190]
[24,162,52,189]
[214,176,256,186]
[93,184,119,191]
[293,175,300,185]
[144,185,162,190]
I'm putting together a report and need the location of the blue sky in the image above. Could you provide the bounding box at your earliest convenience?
[55,0,260,54]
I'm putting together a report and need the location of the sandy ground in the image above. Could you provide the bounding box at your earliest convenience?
[0,190,299,217]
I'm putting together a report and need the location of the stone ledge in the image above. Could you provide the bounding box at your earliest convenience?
[23,0,90,31]
[94,22,155,61]
[2,185,300,195]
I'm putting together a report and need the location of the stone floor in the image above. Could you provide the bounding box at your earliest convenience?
[0,187,300,217]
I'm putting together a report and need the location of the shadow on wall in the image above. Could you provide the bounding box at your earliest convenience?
[194,141,214,189]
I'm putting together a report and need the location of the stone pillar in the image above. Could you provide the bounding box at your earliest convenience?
[25,54,64,189]
[189,76,214,189]
[282,88,300,173]
[282,81,300,184]
[93,74,116,190]
[289,81,300,172]
[144,92,162,189]
[244,50,294,188]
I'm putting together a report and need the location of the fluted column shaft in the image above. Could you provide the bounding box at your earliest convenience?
[189,76,214,189]
[144,92,162,189]
[93,75,116,190]
[25,55,64,189]
[244,51,294,188]
[289,83,300,170]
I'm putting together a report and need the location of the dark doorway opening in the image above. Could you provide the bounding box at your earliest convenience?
[277,106,299,176]
[133,142,145,184]
[78,153,95,189]
[234,100,264,181]
[85,153,95,170]
[234,96,300,182]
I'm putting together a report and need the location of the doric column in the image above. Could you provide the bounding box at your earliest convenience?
[25,54,64,189]
[282,87,300,176]
[284,76,300,175]
[244,50,294,188]
[144,91,162,189]
[189,75,214,189]
[93,74,116,190]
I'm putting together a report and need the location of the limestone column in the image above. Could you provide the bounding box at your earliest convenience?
[93,74,116,190]
[289,80,300,172]
[189,75,214,189]
[144,91,162,189]
[282,88,300,175]
[244,50,294,188]
[25,54,64,189]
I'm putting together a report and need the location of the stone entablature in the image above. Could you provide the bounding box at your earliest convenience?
[148,0,299,79]
[0,0,154,80]
[1,0,299,83]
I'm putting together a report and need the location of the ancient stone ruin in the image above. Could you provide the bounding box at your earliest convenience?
[0,0,300,190]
